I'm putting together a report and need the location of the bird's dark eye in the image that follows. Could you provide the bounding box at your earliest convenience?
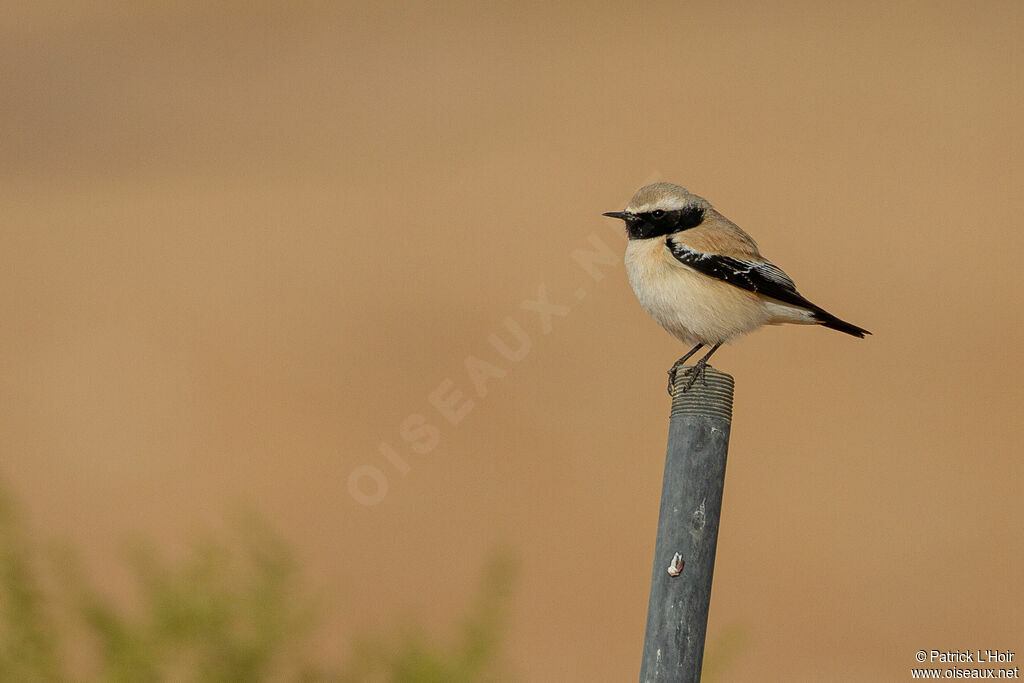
[651,209,665,219]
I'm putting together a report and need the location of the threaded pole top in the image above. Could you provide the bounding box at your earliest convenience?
[669,366,735,423]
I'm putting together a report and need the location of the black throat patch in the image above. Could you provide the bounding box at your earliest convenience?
[625,206,706,240]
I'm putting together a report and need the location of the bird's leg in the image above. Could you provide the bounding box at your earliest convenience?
[667,344,704,396]
[679,343,723,393]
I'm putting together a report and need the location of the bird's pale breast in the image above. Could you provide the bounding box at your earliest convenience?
[624,237,769,346]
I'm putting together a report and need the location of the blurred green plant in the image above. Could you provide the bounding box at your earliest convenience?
[62,520,316,683]
[0,484,61,682]
[337,551,517,683]
[0,482,516,682]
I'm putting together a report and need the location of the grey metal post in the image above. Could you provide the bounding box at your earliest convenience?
[639,367,735,683]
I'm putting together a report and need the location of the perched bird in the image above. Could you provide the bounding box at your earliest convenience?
[604,182,869,394]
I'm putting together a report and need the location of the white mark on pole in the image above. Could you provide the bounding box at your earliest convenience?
[667,552,684,577]
[689,498,707,542]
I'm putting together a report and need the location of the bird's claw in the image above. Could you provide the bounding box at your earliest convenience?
[667,343,719,396]
[666,359,686,396]
[680,360,710,392]
[669,360,711,396]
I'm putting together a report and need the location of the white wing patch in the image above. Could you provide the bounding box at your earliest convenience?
[667,239,820,313]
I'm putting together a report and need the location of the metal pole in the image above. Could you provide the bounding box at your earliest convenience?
[639,366,735,683]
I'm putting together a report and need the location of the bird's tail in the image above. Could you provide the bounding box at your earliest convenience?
[813,309,871,338]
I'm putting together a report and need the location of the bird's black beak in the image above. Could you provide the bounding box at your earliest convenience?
[602,211,630,220]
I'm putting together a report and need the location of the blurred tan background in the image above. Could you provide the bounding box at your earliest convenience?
[2,0,1021,680]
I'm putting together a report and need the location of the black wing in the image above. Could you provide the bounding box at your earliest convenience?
[666,238,822,313]
[666,238,871,338]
